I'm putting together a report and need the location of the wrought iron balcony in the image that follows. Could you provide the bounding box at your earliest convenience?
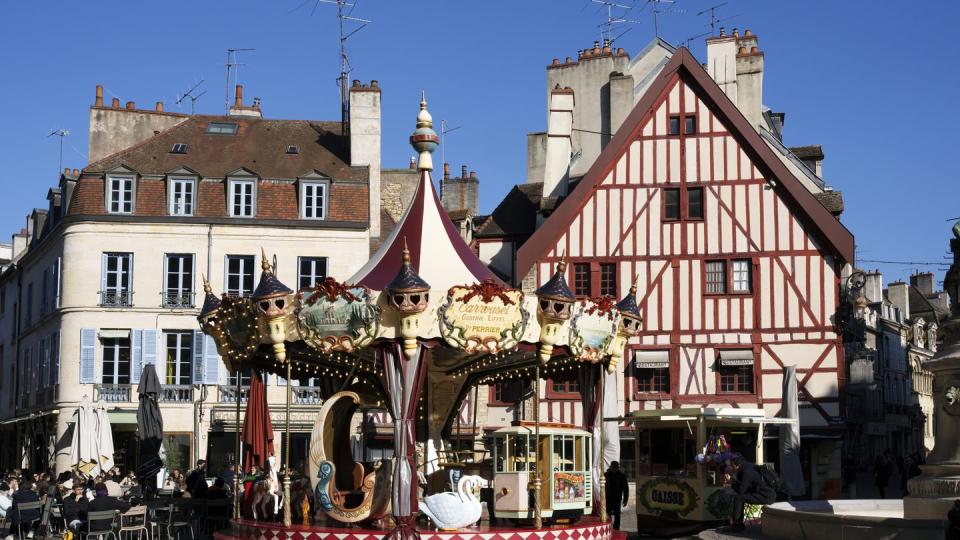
[220,386,249,404]
[162,291,195,308]
[99,290,133,307]
[97,384,132,403]
[160,385,194,403]
[293,386,323,404]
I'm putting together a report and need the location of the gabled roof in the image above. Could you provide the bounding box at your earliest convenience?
[475,182,543,238]
[517,47,855,278]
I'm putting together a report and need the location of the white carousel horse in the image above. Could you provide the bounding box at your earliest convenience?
[420,475,488,530]
[251,456,281,520]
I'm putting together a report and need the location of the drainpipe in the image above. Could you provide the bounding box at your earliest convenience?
[196,224,214,465]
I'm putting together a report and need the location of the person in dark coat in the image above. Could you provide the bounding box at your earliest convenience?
[722,455,775,532]
[9,480,41,537]
[61,483,89,530]
[947,499,960,540]
[86,483,130,532]
[873,450,892,499]
[185,460,209,499]
[604,461,629,530]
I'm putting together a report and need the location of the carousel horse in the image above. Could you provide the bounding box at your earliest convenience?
[309,391,392,523]
[420,475,488,530]
[251,456,282,520]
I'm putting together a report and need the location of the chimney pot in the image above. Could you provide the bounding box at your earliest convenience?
[111,97,120,109]
[461,165,467,179]
[409,157,416,170]
[95,85,104,107]
[352,80,361,88]
[469,170,476,179]
[155,101,163,112]
[732,28,739,37]
[73,168,79,175]
[744,29,753,36]
[125,101,135,110]
[719,27,725,36]
[592,44,601,55]
[235,84,243,107]
[370,79,378,88]
[565,56,573,64]
[252,97,261,110]
[64,167,70,174]
[577,50,584,59]
[750,46,758,54]
[552,58,560,65]
[616,47,625,55]
[738,46,748,55]
[583,48,592,58]
[443,162,450,180]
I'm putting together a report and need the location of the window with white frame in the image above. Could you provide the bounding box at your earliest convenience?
[169,178,195,216]
[102,334,132,385]
[297,257,328,289]
[107,175,134,214]
[732,260,751,293]
[164,331,193,386]
[229,179,255,217]
[164,254,194,307]
[300,182,327,219]
[225,255,255,297]
[101,253,133,306]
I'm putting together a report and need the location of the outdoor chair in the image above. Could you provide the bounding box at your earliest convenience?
[14,501,42,540]
[119,506,149,540]
[85,510,120,540]
[204,499,230,533]
[154,505,193,540]
[48,504,66,535]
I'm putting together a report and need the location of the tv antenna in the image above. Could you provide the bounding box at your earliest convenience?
[592,0,642,46]
[697,2,739,35]
[314,0,371,138]
[643,0,685,38]
[439,119,461,199]
[176,80,207,115]
[46,129,69,177]
[225,48,255,114]
[680,31,711,49]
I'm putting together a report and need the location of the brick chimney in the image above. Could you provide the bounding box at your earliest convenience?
[88,85,189,162]
[95,85,104,107]
[441,165,479,215]
[229,84,262,118]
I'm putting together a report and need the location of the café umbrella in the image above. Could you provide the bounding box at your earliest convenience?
[69,395,115,475]
[242,370,275,472]
[779,365,806,497]
[137,363,165,490]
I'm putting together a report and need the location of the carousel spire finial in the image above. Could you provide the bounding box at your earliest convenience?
[402,237,411,265]
[261,247,272,274]
[557,251,567,273]
[409,92,439,172]
[202,274,213,295]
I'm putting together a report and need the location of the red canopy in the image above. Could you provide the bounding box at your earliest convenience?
[242,371,274,472]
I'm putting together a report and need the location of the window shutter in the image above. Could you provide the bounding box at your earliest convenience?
[79,328,96,384]
[127,254,134,300]
[192,330,204,384]
[100,253,108,297]
[54,257,62,309]
[52,331,60,385]
[203,334,220,384]
[131,329,143,384]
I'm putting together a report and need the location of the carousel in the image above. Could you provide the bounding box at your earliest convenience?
[203,96,637,540]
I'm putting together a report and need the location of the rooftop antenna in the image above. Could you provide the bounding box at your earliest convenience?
[644,0,685,38]
[696,2,728,36]
[46,129,69,178]
[225,48,255,115]
[681,31,711,48]
[176,80,207,115]
[440,118,461,200]
[592,0,642,46]
[314,0,371,138]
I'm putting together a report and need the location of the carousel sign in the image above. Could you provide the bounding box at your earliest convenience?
[569,298,618,363]
[439,280,527,354]
[296,278,380,352]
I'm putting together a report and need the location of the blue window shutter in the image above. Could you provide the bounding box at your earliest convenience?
[131,329,143,384]
[100,254,107,299]
[52,331,60,384]
[143,329,159,385]
[79,328,96,383]
[203,335,220,384]
[192,330,204,384]
[55,257,62,309]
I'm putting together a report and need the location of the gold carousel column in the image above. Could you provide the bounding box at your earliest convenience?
[234,372,242,520]
[283,360,292,527]
[532,364,543,528]
[598,363,607,523]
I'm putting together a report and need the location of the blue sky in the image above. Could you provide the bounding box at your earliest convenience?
[1,1,957,286]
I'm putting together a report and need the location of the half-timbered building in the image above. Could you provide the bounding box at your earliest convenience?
[477,37,855,497]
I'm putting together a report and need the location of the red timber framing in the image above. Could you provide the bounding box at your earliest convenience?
[517,48,853,423]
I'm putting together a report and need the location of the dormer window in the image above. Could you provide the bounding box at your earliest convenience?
[228,178,256,217]
[170,143,188,154]
[106,175,135,214]
[299,180,328,220]
[169,177,195,216]
[286,145,299,154]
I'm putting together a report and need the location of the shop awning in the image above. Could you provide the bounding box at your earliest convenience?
[0,409,58,425]
[634,350,669,369]
[719,350,754,366]
[99,329,130,339]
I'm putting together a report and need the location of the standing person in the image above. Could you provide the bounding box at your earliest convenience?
[604,461,629,530]
[185,460,209,499]
[219,464,235,496]
[873,450,892,499]
[721,455,776,533]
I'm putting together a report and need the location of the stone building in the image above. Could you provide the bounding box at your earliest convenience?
[0,81,385,474]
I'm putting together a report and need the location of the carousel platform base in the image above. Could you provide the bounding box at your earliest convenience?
[216,517,615,540]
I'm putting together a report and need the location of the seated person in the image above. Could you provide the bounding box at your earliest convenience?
[723,454,775,532]
[9,480,41,538]
[206,478,228,500]
[61,483,88,531]
[86,483,131,531]
[0,483,12,519]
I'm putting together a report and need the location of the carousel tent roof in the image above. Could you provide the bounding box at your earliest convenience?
[349,97,502,291]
